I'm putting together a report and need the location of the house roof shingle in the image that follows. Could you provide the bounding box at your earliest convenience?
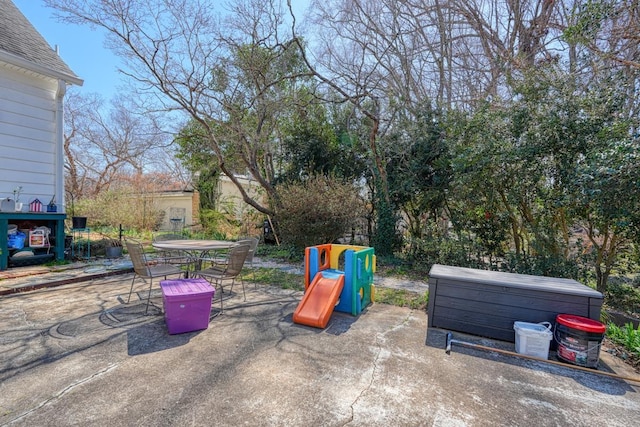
[0,0,82,85]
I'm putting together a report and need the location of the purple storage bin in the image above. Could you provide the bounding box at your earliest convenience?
[160,278,215,334]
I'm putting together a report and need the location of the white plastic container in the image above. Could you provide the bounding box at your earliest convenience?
[513,321,553,359]
[29,228,49,248]
[0,198,16,212]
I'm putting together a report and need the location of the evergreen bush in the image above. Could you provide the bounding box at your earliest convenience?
[276,175,366,250]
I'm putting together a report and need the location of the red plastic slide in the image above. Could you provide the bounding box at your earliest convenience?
[293,271,345,329]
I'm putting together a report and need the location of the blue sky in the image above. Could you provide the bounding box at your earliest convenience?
[14,0,311,102]
[14,0,123,99]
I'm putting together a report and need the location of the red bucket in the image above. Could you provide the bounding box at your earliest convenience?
[555,314,606,368]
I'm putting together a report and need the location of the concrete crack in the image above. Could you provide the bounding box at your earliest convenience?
[3,363,118,426]
[342,312,413,426]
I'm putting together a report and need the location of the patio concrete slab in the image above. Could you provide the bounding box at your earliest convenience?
[0,274,639,426]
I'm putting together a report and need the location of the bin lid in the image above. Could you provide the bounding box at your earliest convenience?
[514,321,552,335]
[428,264,602,298]
[556,314,606,334]
[160,278,214,297]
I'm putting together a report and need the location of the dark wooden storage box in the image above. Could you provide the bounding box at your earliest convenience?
[427,264,603,342]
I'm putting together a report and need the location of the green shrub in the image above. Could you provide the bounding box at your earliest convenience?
[607,322,640,356]
[500,252,586,281]
[370,197,402,256]
[276,175,366,250]
[198,208,238,239]
[605,282,640,315]
[407,235,482,273]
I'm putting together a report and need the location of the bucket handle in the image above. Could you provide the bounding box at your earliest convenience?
[539,322,552,332]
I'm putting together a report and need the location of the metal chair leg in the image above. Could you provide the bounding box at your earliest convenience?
[144,278,154,314]
[126,275,137,303]
[216,279,224,313]
[198,275,224,314]
[229,277,246,301]
[253,266,257,289]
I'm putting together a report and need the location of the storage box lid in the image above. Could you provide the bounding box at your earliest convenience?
[428,264,602,298]
[160,278,214,297]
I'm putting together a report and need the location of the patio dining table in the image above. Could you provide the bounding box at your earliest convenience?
[151,239,237,275]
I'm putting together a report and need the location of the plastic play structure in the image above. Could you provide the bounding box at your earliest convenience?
[293,244,375,329]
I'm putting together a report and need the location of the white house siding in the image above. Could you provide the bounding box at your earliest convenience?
[0,64,59,208]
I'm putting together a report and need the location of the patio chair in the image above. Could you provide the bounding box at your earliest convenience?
[193,243,250,313]
[152,233,193,271]
[125,238,184,314]
[239,237,259,287]
[208,237,258,269]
